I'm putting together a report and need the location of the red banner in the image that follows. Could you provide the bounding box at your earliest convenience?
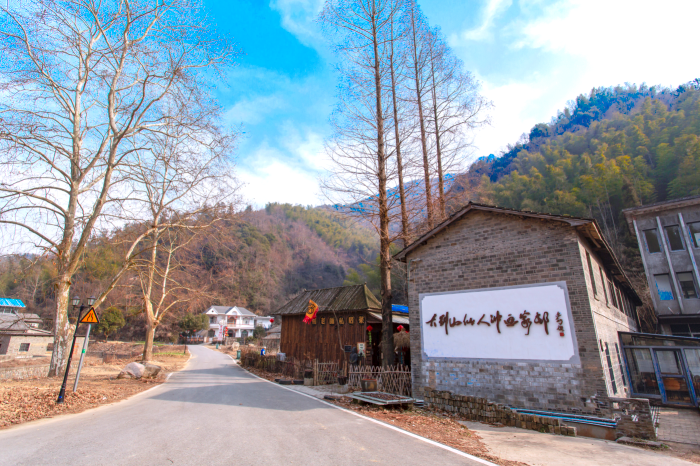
[303,300,319,324]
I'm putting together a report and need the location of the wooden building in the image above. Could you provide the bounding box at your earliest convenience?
[276,284,409,364]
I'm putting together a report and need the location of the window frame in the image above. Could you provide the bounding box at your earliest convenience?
[586,252,598,297]
[643,228,663,254]
[654,273,676,301]
[688,221,700,249]
[600,266,609,305]
[19,342,30,352]
[664,225,686,251]
[677,272,699,299]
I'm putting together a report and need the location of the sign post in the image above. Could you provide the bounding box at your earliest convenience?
[73,308,100,393]
[56,298,97,404]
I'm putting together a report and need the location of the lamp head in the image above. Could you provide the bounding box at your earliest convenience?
[87,296,97,306]
[71,296,80,307]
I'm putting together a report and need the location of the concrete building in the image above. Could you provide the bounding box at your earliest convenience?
[395,202,642,415]
[622,195,700,337]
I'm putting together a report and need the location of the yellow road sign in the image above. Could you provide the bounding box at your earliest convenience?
[79,307,100,324]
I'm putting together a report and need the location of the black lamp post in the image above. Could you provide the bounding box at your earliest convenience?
[56,296,96,404]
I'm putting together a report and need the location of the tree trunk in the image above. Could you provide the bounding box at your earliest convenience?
[371,4,394,368]
[430,49,446,218]
[143,321,156,363]
[410,10,433,228]
[48,276,72,376]
[389,19,409,245]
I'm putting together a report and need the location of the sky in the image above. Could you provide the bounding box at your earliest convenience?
[205,0,700,208]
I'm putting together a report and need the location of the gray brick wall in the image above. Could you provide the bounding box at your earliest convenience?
[406,210,638,415]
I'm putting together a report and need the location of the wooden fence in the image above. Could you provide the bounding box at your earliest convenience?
[239,346,411,395]
[348,364,412,397]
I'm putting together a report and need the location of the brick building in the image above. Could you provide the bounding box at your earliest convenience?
[394,202,642,415]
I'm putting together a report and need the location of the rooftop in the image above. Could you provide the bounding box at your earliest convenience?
[622,195,700,226]
[274,284,381,316]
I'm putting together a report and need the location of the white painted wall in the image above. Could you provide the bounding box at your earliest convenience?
[420,282,576,361]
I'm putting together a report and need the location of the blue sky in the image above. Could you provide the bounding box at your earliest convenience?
[205,0,699,208]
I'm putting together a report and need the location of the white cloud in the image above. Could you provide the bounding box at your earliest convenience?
[269,0,325,49]
[225,94,287,126]
[516,0,700,87]
[238,130,328,208]
[458,0,512,42]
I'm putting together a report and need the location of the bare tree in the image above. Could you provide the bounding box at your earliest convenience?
[320,0,404,366]
[0,0,236,375]
[426,28,490,219]
[126,121,237,362]
[404,1,434,227]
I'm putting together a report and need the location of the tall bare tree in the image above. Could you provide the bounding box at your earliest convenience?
[320,0,404,367]
[404,1,434,227]
[0,0,236,375]
[426,28,490,218]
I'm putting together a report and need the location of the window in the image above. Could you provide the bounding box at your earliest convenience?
[654,274,675,300]
[608,280,619,308]
[689,222,700,248]
[677,272,699,299]
[19,343,30,352]
[670,324,700,338]
[615,287,623,311]
[603,341,618,394]
[664,225,685,251]
[614,343,627,386]
[46,343,54,351]
[643,229,662,253]
[600,267,609,305]
[586,252,597,297]
[209,316,216,324]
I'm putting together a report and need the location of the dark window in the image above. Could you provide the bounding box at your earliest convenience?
[586,252,597,297]
[46,343,54,351]
[19,343,30,352]
[689,222,700,248]
[670,324,691,336]
[654,274,675,301]
[608,281,618,308]
[615,287,623,311]
[677,272,698,299]
[644,229,662,253]
[665,225,685,251]
[691,324,700,337]
[600,267,609,305]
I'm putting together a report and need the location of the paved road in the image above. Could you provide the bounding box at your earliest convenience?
[0,345,488,466]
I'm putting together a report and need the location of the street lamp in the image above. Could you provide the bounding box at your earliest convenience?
[56,296,94,403]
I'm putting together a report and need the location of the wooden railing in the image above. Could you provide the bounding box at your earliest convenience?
[348,364,412,397]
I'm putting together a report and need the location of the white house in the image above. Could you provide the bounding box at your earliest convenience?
[201,306,258,340]
[254,316,274,330]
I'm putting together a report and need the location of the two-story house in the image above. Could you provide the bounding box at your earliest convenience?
[202,306,258,340]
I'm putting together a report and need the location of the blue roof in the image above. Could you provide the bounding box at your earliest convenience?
[0,298,26,308]
[392,304,408,314]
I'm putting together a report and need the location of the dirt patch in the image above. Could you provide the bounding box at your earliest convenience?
[653,442,700,464]
[0,352,189,429]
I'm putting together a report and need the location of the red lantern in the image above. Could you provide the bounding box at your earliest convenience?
[269,318,274,323]
[367,325,373,332]
[397,325,404,331]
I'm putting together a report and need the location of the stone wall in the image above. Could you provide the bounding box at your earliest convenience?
[423,388,657,440]
[423,388,578,437]
[0,364,50,380]
[0,335,53,357]
[407,210,637,415]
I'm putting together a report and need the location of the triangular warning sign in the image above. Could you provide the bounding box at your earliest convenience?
[79,307,100,324]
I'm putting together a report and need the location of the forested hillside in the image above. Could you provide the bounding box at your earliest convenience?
[454,81,700,328]
[0,204,379,341]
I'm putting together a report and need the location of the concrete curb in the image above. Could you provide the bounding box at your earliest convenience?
[227,353,496,466]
